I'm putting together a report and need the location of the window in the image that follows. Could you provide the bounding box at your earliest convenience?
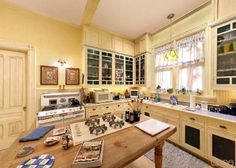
[155,44,173,90]
[156,70,172,89]
[176,31,205,91]
[155,31,205,93]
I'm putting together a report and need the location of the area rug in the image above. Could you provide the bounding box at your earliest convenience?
[145,141,212,168]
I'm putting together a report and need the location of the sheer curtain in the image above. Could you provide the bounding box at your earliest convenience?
[176,31,205,91]
[155,43,173,89]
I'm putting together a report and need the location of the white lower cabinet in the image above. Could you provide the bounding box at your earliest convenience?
[180,115,206,158]
[207,119,236,168]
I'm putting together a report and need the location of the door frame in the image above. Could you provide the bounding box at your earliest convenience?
[0,39,36,130]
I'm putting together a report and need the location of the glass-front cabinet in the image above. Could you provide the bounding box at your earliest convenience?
[87,48,100,85]
[125,57,134,85]
[101,51,112,85]
[86,47,134,86]
[215,19,236,86]
[115,54,124,85]
[135,54,145,85]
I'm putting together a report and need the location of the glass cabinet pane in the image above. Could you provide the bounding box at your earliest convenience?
[136,57,139,84]
[125,57,133,85]
[140,55,145,85]
[217,24,230,34]
[212,134,235,166]
[185,126,200,149]
[115,54,124,85]
[87,48,100,85]
[102,51,112,85]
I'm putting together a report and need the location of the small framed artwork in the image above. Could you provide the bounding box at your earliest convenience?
[65,68,80,85]
[40,65,58,85]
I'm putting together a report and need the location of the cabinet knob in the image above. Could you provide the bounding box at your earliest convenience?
[190,117,195,121]
[106,106,109,109]
[118,105,120,107]
[146,106,148,108]
[219,125,227,129]
[92,108,96,111]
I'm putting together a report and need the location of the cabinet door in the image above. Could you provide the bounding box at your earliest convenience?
[180,120,205,157]
[166,117,179,144]
[125,57,134,85]
[101,51,113,85]
[135,56,140,84]
[87,48,100,85]
[84,29,100,47]
[113,37,123,53]
[101,33,113,50]
[207,128,236,168]
[123,40,134,56]
[115,54,125,85]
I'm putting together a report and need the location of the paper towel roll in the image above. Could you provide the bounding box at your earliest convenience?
[190,95,196,110]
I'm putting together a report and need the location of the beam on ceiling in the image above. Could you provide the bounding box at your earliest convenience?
[81,0,100,25]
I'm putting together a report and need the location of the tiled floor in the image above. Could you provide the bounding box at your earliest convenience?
[145,141,212,168]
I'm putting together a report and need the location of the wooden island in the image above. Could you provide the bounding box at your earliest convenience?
[1,115,176,168]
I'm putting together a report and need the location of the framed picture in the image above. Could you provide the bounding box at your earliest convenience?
[65,68,80,85]
[40,65,58,85]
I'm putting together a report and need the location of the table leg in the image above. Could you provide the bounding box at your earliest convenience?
[155,141,165,168]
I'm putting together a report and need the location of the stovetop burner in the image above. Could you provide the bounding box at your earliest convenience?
[85,118,100,127]
[89,124,107,135]
[109,120,124,129]
[102,115,116,122]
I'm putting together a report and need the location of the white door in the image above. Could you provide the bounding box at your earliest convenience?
[0,49,26,150]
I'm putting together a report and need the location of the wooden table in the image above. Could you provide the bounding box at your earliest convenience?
[1,115,176,168]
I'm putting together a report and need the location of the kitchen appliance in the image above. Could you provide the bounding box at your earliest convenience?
[230,103,236,116]
[94,90,113,103]
[37,92,85,127]
[219,105,231,115]
[130,89,139,98]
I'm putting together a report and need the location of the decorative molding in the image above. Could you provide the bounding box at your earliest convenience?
[8,121,22,137]
[209,15,236,27]
[0,124,3,138]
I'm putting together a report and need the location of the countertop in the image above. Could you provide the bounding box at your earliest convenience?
[143,100,236,124]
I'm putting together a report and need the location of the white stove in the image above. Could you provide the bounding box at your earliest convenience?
[37,92,85,127]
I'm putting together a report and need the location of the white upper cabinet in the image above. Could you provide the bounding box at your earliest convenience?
[217,0,236,20]
[134,33,151,55]
[83,26,134,56]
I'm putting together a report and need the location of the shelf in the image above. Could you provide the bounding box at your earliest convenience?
[217,68,236,72]
[88,66,99,68]
[88,57,99,61]
[217,50,236,56]
[102,67,112,70]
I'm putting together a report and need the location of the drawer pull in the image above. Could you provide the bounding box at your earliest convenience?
[92,108,96,111]
[118,105,120,107]
[190,117,195,121]
[146,106,148,109]
[90,115,98,118]
[103,112,111,115]
[106,106,109,109]
[219,125,227,129]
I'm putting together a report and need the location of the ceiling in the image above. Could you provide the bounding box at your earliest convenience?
[6,0,209,39]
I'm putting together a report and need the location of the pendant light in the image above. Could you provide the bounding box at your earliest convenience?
[164,13,178,62]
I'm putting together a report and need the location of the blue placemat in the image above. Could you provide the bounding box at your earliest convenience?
[19,125,55,142]
[16,154,55,168]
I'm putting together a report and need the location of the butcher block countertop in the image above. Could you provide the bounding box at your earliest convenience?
[1,114,176,168]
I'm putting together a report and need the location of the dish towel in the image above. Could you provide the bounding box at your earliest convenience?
[19,125,55,142]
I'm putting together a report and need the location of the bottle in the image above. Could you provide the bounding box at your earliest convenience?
[129,112,134,124]
[125,111,130,122]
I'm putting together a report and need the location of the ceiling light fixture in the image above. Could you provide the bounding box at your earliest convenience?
[164,13,178,62]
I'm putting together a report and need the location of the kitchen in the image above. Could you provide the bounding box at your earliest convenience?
[1,0,236,168]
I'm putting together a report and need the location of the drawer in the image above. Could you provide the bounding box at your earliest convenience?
[181,113,205,126]
[207,119,236,135]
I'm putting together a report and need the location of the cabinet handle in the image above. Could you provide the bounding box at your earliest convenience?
[190,117,195,121]
[118,105,120,107]
[90,115,98,118]
[103,112,111,115]
[146,106,148,109]
[106,106,109,109]
[219,125,227,129]
[92,108,96,111]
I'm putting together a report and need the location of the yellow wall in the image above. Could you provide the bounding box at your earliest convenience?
[0,1,83,89]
